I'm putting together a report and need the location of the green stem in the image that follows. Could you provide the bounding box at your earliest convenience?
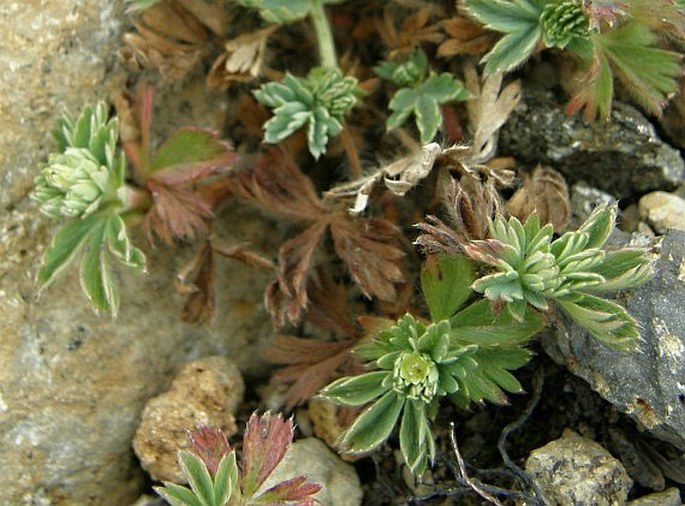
[309,0,337,69]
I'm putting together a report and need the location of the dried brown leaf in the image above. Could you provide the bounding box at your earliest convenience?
[121,0,220,81]
[376,6,445,57]
[463,64,521,163]
[177,241,216,323]
[265,220,329,327]
[506,165,570,232]
[303,269,357,337]
[233,148,326,221]
[330,213,405,302]
[267,335,356,408]
[207,26,278,89]
[438,17,498,57]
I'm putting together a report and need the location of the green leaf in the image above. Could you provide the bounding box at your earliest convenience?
[586,249,653,292]
[399,400,433,476]
[577,204,616,250]
[178,451,215,506]
[341,390,404,453]
[212,452,237,506]
[236,0,311,23]
[557,293,640,350]
[450,299,543,346]
[80,219,119,316]
[106,215,146,272]
[415,94,441,144]
[148,128,234,177]
[465,0,544,75]
[421,254,475,321]
[422,73,470,104]
[597,22,681,116]
[465,0,544,32]
[319,371,390,406]
[37,214,100,288]
[155,483,206,506]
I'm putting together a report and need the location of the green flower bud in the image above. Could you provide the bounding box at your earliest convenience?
[541,1,590,49]
[393,351,439,403]
[32,147,114,218]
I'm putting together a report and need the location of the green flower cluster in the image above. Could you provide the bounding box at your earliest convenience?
[31,103,125,218]
[540,0,590,49]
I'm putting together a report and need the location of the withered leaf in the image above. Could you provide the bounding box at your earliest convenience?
[177,240,216,323]
[376,6,445,57]
[207,25,278,89]
[463,63,521,164]
[266,220,329,327]
[330,213,405,302]
[267,335,357,409]
[438,17,498,58]
[122,0,218,81]
[506,165,570,232]
[233,148,326,221]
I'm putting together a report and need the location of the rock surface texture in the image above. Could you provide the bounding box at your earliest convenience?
[639,192,685,233]
[525,430,633,506]
[0,2,284,502]
[133,356,244,482]
[499,86,685,198]
[261,437,364,506]
[543,229,685,450]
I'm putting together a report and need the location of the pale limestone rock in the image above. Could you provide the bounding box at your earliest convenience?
[133,356,244,482]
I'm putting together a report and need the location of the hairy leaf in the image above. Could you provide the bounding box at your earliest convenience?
[320,371,390,406]
[241,413,295,499]
[557,293,640,349]
[450,299,543,345]
[465,0,544,75]
[340,390,405,453]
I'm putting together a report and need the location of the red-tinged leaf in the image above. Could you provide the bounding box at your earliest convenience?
[266,220,329,326]
[143,181,213,245]
[232,147,326,221]
[330,213,405,302]
[255,475,322,504]
[177,241,216,324]
[147,127,237,184]
[583,0,629,29]
[268,335,357,408]
[566,52,613,121]
[241,413,295,500]
[187,425,232,476]
[213,242,275,270]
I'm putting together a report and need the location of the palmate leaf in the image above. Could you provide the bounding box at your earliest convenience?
[597,22,681,117]
[450,299,543,346]
[464,0,545,75]
[319,371,390,406]
[449,345,531,408]
[556,293,640,350]
[420,254,474,322]
[38,212,145,316]
[585,249,653,292]
[179,450,216,506]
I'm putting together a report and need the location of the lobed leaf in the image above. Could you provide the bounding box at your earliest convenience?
[450,299,543,346]
[319,371,390,406]
[178,450,216,506]
[585,249,653,292]
[154,482,206,506]
[399,400,434,477]
[340,390,404,453]
[421,254,475,322]
[557,293,640,350]
[80,219,119,316]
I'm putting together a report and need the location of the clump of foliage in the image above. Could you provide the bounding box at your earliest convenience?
[464,0,683,119]
[155,413,321,506]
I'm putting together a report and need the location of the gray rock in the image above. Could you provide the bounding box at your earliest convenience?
[525,429,633,506]
[542,229,685,450]
[261,438,363,506]
[627,487,683,506]
[0,200,279,504]
[133,356,244,482]
[499,86,685,198]
[570,182,617,228]
[639,192,685,233]
[0,0,127,209]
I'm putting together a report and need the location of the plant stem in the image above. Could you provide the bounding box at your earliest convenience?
[309,0,337,69]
